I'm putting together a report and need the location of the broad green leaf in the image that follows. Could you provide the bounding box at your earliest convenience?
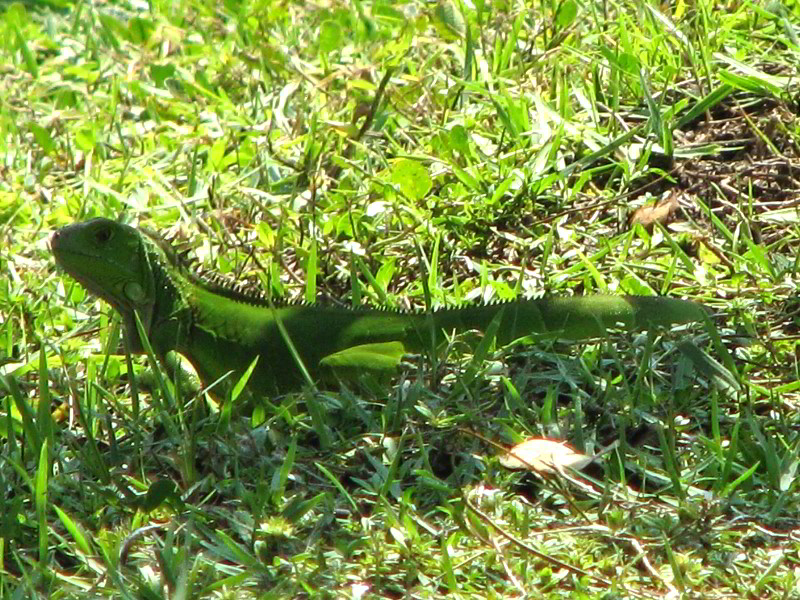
[433,0,465,40]
[97,13,124,50]
[319,20,342,53]
[448,125,470,155]
[53,505,91,555]
[213,530,259,568]
[15,26,38,78]
[375,258,396,292]
[75,127,97,153]
[128,17,155,44]
[721,460,759,498]
[231,355,260,403]
[210,137,227,170]
[599,46,640,75]
[675,84,733,129]
[451,165,481,190]
[150,63,176,88]
[353,254,388,304]
[490,175,516,204]
[556,0,578,27]
[140,479,178,512]
[619,273,655,296]
[29,123,55,155]
[282,492,328,523]
[389,159,432,201]
[4,3,29,28]
[716,54,788,96]
[373,4,407,22]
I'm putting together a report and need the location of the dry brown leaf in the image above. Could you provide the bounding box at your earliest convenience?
[629,193,680,230]
[499,438,594,475]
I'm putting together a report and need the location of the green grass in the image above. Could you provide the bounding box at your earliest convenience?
[3,0,800,597]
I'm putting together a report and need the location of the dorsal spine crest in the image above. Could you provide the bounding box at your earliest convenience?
[141,226,530,314]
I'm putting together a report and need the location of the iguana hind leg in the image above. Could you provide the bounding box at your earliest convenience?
[319,341,408,371]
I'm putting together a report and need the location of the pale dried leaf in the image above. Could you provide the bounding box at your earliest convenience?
[629,193,680,230]
[499,438,594,475]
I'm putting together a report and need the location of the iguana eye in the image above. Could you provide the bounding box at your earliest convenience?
[95,227,113,244]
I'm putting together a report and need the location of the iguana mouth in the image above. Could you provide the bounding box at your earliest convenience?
[49,229,97,263]
[48,229,64,254]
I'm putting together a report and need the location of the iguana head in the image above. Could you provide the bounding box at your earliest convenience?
[50,217,157,346]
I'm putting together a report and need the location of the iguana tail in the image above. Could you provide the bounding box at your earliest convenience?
[422,295,706,345]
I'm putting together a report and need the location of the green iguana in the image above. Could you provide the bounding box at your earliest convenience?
[50,218,707,395]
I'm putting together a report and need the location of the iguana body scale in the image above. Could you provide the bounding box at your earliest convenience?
[50,218,706,394]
